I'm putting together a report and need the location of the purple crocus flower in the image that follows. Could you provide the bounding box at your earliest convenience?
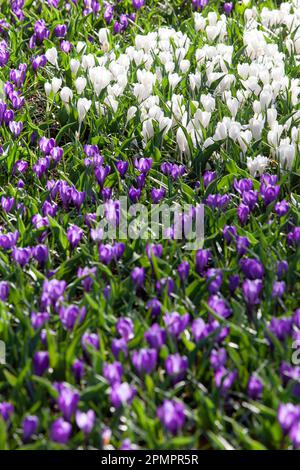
[116,160,128,178]
[98,243,115,265]
[34,19,50,43]
[41,279,66,308]
[132,0,144,9]
[94,165,110,187]
[236,236,250,256]
[146,243,163,260]
[287,226,300,246]
[32,54,47,71]
[128,186,141,202]
[237,203,250,225]
[0,281,9,301]
[132,348,157,374]
[192,318,208,342]
[67,224,83,248]
[81,332,99,352]
[50,418,72,444]
[104,5,114,24]
[9,120,23,136]
[177,260,190,281]
[248,375,263,400]
[144,323,166,349]
[260,182,280,206]
[13,159,28,175]
[234,178,253,194]
[224,2,233,14]
[1,196,14,213]
[210,348,227,371]
[103,361,123,385]
[156,277,174,296]
[12,246,31,266]
[0,230,19,250]
[111,338,128,359]
[134,157,152,175]
[215,367,237,393]
[0,40,9,67]
[22,415,39,442]
[60,40,72,53]
[151,188,166,204]
[110,382,136,408]
[165,354,188,383]
[293,309,300,329]
[240,258,264,279]
[54,24,67,37]
[31,312,49,330]
[39,137,55,155]
[203,170,217,188]
[146,298,161,317]
[192,0,208,9]
[242,190,258,211]
[77,266,96,292]
[208,295,232,319]
[164,312,190,337]
[116,317,134,342]
[229,274,240,293]
[0,402,14,421]
[32,244,48,266]
[33,351,49,376]
[195,248,211,274]
[76,410,95,435]
[157,399,185,435]
[206,268,223,294]
[72,358,85,383]
[131,266,145,288]
[268,317,293,342]
[277,260,288,278]
[58,384,80,420]
[223,225,237,244]
[59,304,86,330]
[272,281,286,298]
[278,403,300,447]
[242,279,263,305]
[275,200,289,217]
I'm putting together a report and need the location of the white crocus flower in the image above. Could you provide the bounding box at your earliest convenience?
[168,73,181,89]
[45,47,58,67]
[60,86,73,104]
[247,155,269,176]
[278,142,295,170]
[159,116,172,135]
[76,41,86,54]
[70,59,80,75]
[51,77,62,95]
[99,28,110,51]
[75,77,87,95]
[44,82,52,97]
[82,54,95,70]
[176,127,189,157]
[142,119,154,142]
[77,98,91,123]
[126,106,137,123]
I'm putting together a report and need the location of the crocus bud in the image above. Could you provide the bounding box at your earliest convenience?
[50,418,72,444]
[23,415,39,442]
[157,399,185,435]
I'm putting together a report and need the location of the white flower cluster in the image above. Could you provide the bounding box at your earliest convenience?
[43,2,300,174]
